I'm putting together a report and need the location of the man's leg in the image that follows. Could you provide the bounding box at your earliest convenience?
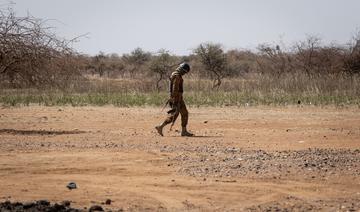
[155,110,178,136]
[179,101,193,137]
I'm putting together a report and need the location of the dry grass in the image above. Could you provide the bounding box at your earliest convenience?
[1,74,359,107]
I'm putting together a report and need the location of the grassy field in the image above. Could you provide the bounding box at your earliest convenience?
[1,75,359,107]
[1,91,359,107]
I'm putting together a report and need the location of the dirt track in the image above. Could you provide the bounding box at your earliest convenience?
[0,106,359,211]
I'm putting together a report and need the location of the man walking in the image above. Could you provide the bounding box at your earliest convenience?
[155,62,194,137]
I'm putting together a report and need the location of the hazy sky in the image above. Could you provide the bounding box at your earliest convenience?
[7,0,360,55]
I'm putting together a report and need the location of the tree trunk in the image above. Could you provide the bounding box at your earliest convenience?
[156,74,163,92]
[212,69,222,89]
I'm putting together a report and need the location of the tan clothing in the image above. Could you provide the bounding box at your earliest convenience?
[163,71,188,127]
[164,99,188,127]
[169,71,183,102]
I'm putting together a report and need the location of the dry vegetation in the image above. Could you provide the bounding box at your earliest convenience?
[1,6,360,212]
[1,6,360,107]
[0,7,82,89]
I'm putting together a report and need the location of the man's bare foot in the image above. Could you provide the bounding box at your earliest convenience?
[155,125,163,136]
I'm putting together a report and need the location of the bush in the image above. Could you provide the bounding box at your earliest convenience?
[194,43,228,89]
[0,7,82,89]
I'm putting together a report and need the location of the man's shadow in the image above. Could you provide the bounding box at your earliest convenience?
[169,135,223,138]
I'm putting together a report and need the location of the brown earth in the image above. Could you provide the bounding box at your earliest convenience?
[0,105,359,211]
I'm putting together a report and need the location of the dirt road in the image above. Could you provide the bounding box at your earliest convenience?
[0,106,359,211]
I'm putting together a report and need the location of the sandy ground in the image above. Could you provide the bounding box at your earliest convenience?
[0,105,359,211]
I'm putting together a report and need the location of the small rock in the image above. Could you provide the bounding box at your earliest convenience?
[61,200,71,207]
[66,182,77,190]
[89,205,104,211]
[105,199,111,205]
[37,200,50,206]
[53,203,66,211]
[23,202,35,209]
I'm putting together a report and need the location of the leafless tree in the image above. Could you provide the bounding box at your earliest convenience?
[293,35,322,77]
[256,36,347,78]
[256,43,294,77]
[0,7,81,88]
[344,32,360,75]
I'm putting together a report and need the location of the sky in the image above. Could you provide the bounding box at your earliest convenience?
[5,0,360,55]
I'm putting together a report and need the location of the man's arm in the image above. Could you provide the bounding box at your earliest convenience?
[171,75,182,102]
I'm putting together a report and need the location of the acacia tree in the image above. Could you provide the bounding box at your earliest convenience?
[149,50,175,91]
[108,53,125,78]
[194,43,227,89]
[294,35,322,77]
[87,53,125,78]
[122,47,151,77]
[0,7,81,88]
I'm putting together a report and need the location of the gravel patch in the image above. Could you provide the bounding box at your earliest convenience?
[172,148,360,179]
